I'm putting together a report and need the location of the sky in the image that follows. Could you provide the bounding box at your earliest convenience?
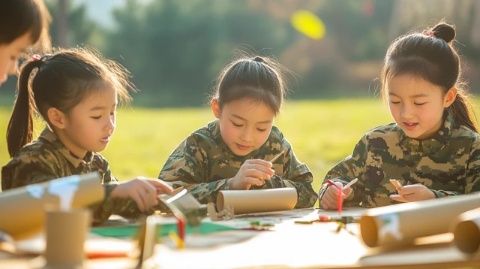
[71,0,125,28]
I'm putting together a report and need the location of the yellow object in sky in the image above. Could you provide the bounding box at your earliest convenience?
[291,10,326,40]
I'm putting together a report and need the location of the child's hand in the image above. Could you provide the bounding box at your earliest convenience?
[228,159,275,190]
[389,184,435,203]
[320,181,352,210]
[111,177,173,212]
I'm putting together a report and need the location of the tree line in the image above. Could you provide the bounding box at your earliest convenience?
[35,0,480,106]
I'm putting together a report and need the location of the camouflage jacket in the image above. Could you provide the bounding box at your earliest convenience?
[159,121,318,208]
[320,111,480,208]
[1,128,141,224]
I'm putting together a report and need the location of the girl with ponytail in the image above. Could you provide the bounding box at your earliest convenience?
[320,22,480,209]
[1,48,172,224]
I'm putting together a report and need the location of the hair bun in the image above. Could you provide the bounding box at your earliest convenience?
[431,23,455,43]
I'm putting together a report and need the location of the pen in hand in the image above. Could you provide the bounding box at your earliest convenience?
[326,179,343,215]
[326,178,358,215]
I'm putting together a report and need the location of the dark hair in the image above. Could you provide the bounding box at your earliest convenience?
[7,48,133,157]
[0,0,51,50]
[211,55,286,114]
[381,22,477,132]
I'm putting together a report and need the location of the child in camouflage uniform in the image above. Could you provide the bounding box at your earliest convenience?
[0,0,50,86]
[1,48,172,224]
[159,56,318,208]
[320,22,480,209]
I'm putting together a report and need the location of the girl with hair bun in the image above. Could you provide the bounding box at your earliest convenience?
[320,22,480,209]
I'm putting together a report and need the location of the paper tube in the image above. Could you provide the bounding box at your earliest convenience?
[0,172,103,239]
[453,207,480,254]
[45,208,91,267]
[359,193,480,248]
[216,187,297,214]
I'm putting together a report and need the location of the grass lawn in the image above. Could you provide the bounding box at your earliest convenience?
[0,98,395,193]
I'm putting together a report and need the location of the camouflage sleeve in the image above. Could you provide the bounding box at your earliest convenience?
[261,142,317,208]
[2,151,141,225]
[461,138,480,195]
[319,135,367,206]
[90,158,142,225]
[159,136,227,204]
[1,151,61,190]
[430,183,460,197]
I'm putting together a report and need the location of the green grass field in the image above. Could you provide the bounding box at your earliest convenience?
[0,98,396,192]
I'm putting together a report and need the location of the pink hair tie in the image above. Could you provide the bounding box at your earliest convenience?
[423,30,435,37]
[31,54,41,61]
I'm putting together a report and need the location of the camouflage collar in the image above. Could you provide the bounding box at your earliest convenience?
[398,111,453,153]
[39,128,95,168]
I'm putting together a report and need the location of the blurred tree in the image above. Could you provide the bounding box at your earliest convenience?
[48,0,101,47]
[56,0,69,46]
[388,0,479,59]
[40,0,480,106]
[472,1,480,49]
[318,0,393,61]
[4,0,479,105]
[106,0,293,106]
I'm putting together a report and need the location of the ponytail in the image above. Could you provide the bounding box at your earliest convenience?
[7,60,42,157]
[449,88,478,132]
[7,48,133,157]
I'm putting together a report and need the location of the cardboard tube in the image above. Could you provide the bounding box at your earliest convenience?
[453,207,480,254]
[45,208,91,267]
[0,172,103,239]
[360,193,480,248]
[217,187,297,214]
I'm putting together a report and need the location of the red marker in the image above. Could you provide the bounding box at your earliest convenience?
[326,179,343,215]
[176,217,186,242]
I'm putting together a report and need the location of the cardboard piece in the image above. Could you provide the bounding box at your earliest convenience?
[452,207,480,254]
[45,208,91,268]
[359,193,480,248]
[158,188,206,226]
[217,187,297,215]
[207,202,234,221]
[0,172,103,239]
[389,179,402,191]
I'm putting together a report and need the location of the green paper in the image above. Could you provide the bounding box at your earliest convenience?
[91,222,235,239]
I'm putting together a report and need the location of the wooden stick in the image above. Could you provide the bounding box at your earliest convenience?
[343,178,358,189]
[269,149,286,163]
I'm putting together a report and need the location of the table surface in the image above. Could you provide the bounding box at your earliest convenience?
[1,208,480,269]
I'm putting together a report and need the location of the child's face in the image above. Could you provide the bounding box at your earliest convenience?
[212,97,275,156]
[56,86,117,158]
[0,32,32,86]
[387,74,456,140]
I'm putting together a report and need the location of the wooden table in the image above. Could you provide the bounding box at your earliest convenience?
[1,208,480,268]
